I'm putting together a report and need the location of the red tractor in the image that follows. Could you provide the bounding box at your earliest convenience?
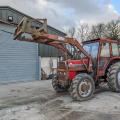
[14,17,120,101]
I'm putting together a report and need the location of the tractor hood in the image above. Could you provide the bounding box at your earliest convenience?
[67,59,89,80]
[67,58,89,71]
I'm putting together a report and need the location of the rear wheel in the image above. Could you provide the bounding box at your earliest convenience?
[70,73,95,101]
[52,75,68,92]
[107,62,120,92]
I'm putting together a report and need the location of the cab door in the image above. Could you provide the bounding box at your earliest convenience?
[97,42,111,76]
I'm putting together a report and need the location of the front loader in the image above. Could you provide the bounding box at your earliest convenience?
[14,17,120,101]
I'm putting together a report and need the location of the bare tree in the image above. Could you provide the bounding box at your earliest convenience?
[64,18,120,44]
[105,19,120,40]
[77,24,90,42]
[90,23,106,39]
[65,27,76,38]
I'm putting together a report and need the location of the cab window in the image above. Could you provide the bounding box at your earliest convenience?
[83,42,99,58]
[100,43,110,57]
[112,43,119,56]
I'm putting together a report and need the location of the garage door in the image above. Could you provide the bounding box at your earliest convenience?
[0,24,39,83]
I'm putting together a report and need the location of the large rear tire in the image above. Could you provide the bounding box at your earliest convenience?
[70,73,95,101]
[52,75,67,92]
[107,62,120,92]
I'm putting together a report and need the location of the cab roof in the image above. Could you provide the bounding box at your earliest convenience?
[82,38,118,44]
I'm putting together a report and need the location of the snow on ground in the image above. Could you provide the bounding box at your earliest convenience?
[0,80,120,120]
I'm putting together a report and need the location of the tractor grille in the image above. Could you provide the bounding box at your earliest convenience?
[58,72,66,79]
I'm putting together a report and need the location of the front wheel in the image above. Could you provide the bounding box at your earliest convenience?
[70,73,95,101]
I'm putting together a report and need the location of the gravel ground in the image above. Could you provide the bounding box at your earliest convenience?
[0,80,120,120]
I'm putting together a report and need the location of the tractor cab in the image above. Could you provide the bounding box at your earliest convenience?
[82,38,119,79]
[65,38,119,81]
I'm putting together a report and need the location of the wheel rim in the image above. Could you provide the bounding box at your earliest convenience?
[78,79,92,97]
[117,72,120,86]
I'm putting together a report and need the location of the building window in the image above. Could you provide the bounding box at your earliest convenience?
[100,43,110,57]
[112,43,119,56]
[8,16,13,22]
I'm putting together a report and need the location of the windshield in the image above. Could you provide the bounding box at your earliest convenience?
[83,42,99,58]
[65,42,99,59]
[65,44,81,59]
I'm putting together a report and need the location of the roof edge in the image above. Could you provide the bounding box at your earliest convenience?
[0,6,67,36]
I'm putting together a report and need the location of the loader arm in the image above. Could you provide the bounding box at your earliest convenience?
[14,17,93,72]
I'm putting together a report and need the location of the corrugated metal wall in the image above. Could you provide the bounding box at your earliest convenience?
[38,44,62,57]
[0,23,39,83]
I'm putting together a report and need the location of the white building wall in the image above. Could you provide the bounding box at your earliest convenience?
[40,57,57,76]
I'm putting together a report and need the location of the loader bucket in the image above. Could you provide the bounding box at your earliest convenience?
[14,17,32,40]
[14,17,48,41]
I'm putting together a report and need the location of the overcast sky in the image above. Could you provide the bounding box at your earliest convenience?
[0,0,120,31]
